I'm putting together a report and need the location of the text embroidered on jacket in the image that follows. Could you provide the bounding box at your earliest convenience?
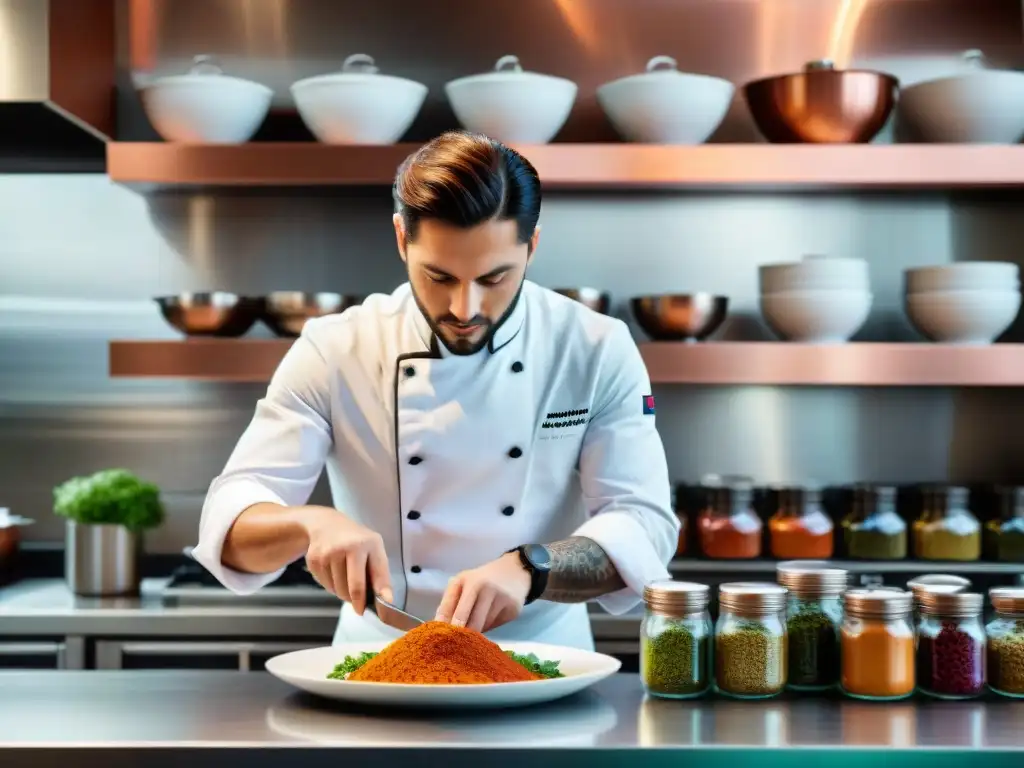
[542,407,590,430]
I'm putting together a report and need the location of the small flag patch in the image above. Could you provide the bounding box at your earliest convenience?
[643,395,656,415]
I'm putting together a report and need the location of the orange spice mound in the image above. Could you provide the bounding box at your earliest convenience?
[348,621,540,685]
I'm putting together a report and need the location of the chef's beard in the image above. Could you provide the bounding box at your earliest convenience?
[411,279,524,357]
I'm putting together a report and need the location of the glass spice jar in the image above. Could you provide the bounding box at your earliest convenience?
[916,590,986,699]
[907,574,971,629]
[841,485,907,560]
[640,580,712,699]
[986,587,1024,699]
[715,582,788,699]
[985,487,1024,563]
[768,486,834,559]
[698,479,762,560]
[913,486,981,561]
[777,563,846,691]
[841,588,915,701]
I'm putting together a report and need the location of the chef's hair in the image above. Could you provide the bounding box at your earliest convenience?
[393,131,541,249]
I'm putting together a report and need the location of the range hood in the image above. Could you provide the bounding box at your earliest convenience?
[0,0,115,171]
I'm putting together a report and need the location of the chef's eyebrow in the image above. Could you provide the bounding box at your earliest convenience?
[422,264,516,281]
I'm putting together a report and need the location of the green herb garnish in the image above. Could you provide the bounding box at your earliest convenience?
[326,651,379,679]
[505,651,564,679]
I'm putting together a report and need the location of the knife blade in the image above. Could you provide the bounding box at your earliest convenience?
[303,563,424,631]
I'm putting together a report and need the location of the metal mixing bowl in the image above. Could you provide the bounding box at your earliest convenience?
[631,294,729,342]
[554,287,611,315]
[744,59,898,143]
[154,292,263,337]
[262,292,362,337]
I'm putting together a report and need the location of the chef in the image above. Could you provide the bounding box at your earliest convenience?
[192,130,678,651]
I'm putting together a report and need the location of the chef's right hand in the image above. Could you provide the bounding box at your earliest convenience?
[300,506,392,615]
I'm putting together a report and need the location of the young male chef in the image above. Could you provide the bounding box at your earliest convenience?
[192,130,678,651]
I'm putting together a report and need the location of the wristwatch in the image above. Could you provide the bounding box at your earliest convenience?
[509,544,552,605]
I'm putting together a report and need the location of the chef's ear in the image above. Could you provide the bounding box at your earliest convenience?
[393,213,408,263]
[527,225,541,263]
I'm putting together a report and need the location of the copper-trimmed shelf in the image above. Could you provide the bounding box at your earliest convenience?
[110,339,1024,386]
[106,143,1024,190]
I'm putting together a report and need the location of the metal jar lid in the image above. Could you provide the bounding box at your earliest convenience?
[777,563,848,597]
[907,574,971,604]
[918,590,984,618]
[990,587,1024,615]
[643,580,710,615]
[719,581,787,614]
[843,588,913,619]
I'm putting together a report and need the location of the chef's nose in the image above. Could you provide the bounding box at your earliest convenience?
[450,282,483,323]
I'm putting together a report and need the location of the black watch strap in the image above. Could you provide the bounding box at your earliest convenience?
[509,544,551,605]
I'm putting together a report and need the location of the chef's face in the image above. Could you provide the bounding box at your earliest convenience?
[395,215,539,355]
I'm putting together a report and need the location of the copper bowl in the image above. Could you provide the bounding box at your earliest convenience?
[155,292,263,337]
[262,292,362,337]
[554,287,611,315]
[632,294,728,342]
[744,59,898,144]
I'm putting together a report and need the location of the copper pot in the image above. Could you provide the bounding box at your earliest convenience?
[632,294,728,342]
[0,510,34,586]
[554,287,611,315]
[744,59,898,144]
[262,292,363,337]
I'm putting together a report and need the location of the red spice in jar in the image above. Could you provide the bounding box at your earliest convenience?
[699,514,762,559]
[916,621,985,698]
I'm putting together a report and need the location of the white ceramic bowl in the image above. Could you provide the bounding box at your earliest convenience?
[898,50,1024,144]
[596,56,735,145]
[141,55,272,144]
[445,55,577,144]
[904,262,1020,294]
[292,54,427,145]
[760,290,872,343]
[905,290,1021,344]
[760,257,870,294]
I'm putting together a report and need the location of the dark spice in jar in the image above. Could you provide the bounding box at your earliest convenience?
[643,625,710,696]
[845,528,907,559]
[716,621,785,696]
[788,608,840,688]
[917,621,985,697]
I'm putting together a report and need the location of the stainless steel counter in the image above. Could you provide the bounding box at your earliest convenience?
[1,671,1023,768]
[0,579,640,640]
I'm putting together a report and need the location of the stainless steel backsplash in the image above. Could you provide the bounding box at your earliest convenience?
[4,176,1024,550]
[4,0,1024,549]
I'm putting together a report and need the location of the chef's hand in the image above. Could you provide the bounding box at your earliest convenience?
[300,506,392,615]
[435,552,531,632]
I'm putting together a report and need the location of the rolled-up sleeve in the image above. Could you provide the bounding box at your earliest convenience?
[191,330,334,594]
[571,322,678,614]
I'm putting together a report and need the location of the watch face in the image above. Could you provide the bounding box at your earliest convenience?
[524,543,552,572]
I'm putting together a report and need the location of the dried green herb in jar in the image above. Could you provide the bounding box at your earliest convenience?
[845,528,907,559]
[716,620,786,696]
[642,624,711,697]
[787,608,840,689]
[988,623,1024,696]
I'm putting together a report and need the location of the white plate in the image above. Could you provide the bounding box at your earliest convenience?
[264,641,622,709]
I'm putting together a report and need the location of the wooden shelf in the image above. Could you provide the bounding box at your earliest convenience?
[110,339,1024,387]
[106,143,1024,190]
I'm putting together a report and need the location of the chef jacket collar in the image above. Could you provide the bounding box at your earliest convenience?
[409,284,527,359]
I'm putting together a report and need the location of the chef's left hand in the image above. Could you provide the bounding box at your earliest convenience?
[435,552,531,632]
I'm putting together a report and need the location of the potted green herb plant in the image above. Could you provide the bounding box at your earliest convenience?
[53,468,165,597]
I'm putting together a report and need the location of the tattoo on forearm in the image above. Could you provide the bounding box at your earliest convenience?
[541,536,625,603]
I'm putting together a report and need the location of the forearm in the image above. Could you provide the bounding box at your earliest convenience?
[539,536,626,603]
[221,503,317,574]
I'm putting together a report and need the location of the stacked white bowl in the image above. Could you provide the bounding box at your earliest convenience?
[904,262,1021,344]
[758,256,873,343]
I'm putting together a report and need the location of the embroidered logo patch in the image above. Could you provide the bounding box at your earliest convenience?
[643,395,656,415]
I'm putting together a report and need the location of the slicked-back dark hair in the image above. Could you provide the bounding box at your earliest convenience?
[393,131,541,247]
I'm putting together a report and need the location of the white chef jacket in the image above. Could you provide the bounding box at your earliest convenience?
[192,280,678,650]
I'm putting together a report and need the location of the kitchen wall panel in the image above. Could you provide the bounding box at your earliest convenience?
[4,175,1024,549]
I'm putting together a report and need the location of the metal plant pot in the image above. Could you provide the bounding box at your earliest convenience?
[65,521,140,597]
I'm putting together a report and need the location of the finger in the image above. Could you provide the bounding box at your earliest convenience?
[435,576,463,623]
[346,550,368,615]
[451,580,482,628]
[366,537,393,604]
[484,601,506,633]
[489,603,518,631]
[466,589,495,633]
[330,557,350,603]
